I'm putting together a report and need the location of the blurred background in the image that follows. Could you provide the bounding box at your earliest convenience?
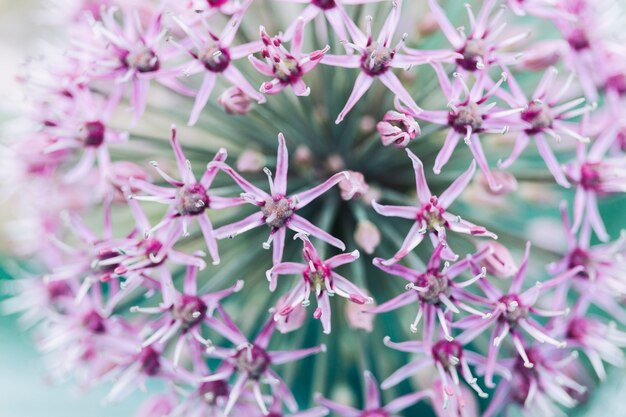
[1,1,626,416]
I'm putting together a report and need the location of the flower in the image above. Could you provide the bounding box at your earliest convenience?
[129,265,243,367]
[130,125,244,265]
[249,18,329,97]
[497,67,593,187]
[210,133,348,265]
[483,345,586,417]
[456,242,583,387]
[416,68,525,190]
[425,0,529,72]
[564,129,626,241]
[382,335,494,403]
[171,1,265,125]
[372,242,490,342]
[376,107,421,148]
[316,370,430,416]
[322,0,433,123]
[267,233,370,334]
[372,149,495,264]
[202,309,325,415]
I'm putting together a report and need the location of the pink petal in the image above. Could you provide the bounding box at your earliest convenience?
[188,73,217,126]
[272,226,287,265]
[223,66,266,103]
[288,214,345,250]
[535,133,570,188]
[211,161,268,198]
[197,214,220,265]
[213,211,265,239]
[427,0,463,48]
[372,200,419,219]
[274,133,289,196]
[406,149,432,203]
[321,54,361,68]
[439,160,476,208]
[381,358,431,390]
[325,250,360,269]
[293,171,347,209]
[364,370,381,409]
[335,72,374,123]
[269,344,325,365]
[434,130,460,174]
[379,71,422,115]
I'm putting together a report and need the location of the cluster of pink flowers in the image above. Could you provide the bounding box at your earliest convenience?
[3,0,626,416]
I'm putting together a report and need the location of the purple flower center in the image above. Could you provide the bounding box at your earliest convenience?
[234,344,270,380]
[270,56,303,84]
[579,162,601,191]
[567,28,590,51]
[198,380,230,404]
[605,73,626,96]
[448,103,483,134]
[82,121,106,147]
[498,294,527,324]
[124,47,160,73]
[416,271,450,304]
[47,280,72,299]
[176,184,210,216]
[521,101,553,135]
[82,310,106,333]
[456,40,484,71]
[361,43,393,76]
[567,247,590,279]
[141,238,166,266]
[198,45,231,73]
[262,197,293,228]
[431,339,463,368]
[418,197,446,232]
[139,346,161,376]
[566,316,589,341]
[312,0,336,10]
[207,0,229,6]
[173,295,208,329]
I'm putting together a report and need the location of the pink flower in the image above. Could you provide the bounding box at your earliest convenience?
[39,86,128,184]
[371,243,491,342]
[272,293,307,334]
[210,133,348,265]
[267,233,369,334]
[497,67,593,187]
[321,0,436,123]
[547,204,626,322]
[87,7,186,122]
[376,108,420,148]
[382,336,496,403]
[316,370,430,416]
[134,394,178,417]
[456,242,583,387]
[416,68,525,190]
[426,0,530,72]
[130,265,243,368]
[483,346,586,417]
[249,18,329,97]
[171,1,265,125]
[372,149,495,264]
[563,129,626,241]
[130,125,245,265]
[219,87,255,115]
[202,309,325,415]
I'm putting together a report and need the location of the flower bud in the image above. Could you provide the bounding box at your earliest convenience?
[345,299,375,332]
[477,241,517,279]
[339,170,369,201]
[477,169,518,196]
[377,111,420,148]
[418,12,440,37]
[134,394,177,417]
[354,220,381,255]
[236,149,265,173]
[218,87,253,115]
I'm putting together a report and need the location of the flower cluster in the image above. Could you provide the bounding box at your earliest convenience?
[3,0,626,417]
